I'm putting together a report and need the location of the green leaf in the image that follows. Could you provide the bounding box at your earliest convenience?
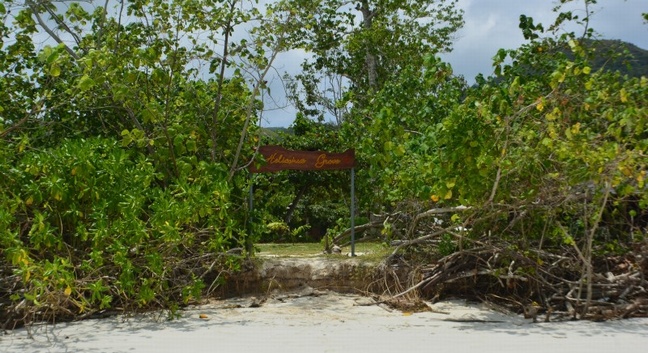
[563,235,575,246]
[444,189,453,200]
[50,63,61,77]
[585,79,594,90]
[77,75,95,91]
[620,88,628,103]
[186,139,197,152]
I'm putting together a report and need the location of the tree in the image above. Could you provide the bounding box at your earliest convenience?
[367,0,648,317]
[285,0,464,122]
[0,0,307,326]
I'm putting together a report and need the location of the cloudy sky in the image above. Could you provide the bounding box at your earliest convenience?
[441,0,648,82]
[263,0,648,127]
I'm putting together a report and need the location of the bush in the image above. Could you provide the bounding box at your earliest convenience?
[0,137,245,326]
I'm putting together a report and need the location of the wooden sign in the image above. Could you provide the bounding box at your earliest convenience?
[250,145,355,173]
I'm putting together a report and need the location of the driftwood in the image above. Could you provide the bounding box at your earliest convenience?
[382,237,648,321]
[332,222,384,244]
[332,206,473,255]
[407,206,471,238]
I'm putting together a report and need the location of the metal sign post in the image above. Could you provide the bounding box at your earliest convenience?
[350,167,355,256]
[247,173,254,255]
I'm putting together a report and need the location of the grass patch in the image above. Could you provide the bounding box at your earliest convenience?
[256,242,390,261]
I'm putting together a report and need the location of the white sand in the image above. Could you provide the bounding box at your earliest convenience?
[2,292,647,353]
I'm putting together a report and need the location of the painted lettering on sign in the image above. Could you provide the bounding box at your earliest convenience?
[315,154,341,169]
[266,153,307,165]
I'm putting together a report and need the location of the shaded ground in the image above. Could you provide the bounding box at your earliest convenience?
[2,290,648,353]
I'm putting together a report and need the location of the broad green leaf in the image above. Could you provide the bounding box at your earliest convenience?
[620,88,628,103]
[563,235,575,246]
[444,190,452,200]
[50,63,61,77]
[584,79,594,90]
[77,75,95,91]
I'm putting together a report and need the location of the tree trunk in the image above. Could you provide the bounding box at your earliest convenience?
[284,185,308,224]
[360,0,378,90]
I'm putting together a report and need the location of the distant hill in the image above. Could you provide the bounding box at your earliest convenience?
[259,127,292,143]
[262,127,291,134]
[481,38,648,86]
[587,39,648,77]
[260,127,292,138]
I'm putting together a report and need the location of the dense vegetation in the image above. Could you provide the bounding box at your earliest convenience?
[586,39,648,77]
[1,0,647,327]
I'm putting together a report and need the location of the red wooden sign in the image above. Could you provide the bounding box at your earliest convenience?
[250,145,356,173]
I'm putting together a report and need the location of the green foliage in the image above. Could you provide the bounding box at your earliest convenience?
[348,56,468,208]
[263,221,311,243]
[0,138,245,319]
[2,0,646,325]
[582,39,648,78]
[468,31,648,246]
[438,233,457,257]
[346,2,647,261]
[285,0,464,122]
[0,0,285,323]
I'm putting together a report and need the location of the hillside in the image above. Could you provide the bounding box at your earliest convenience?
[588,39,648,77]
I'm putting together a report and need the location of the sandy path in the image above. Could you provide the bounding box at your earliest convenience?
[2,291,647,353]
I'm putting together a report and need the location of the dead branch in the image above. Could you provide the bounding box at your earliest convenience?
[378,234,648,321]
[332,222,384,244]
[407,206,471,238]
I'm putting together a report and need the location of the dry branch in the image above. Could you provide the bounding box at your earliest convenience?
[407,206,471,238]
[332,222,384,244]
[380,236,648,321]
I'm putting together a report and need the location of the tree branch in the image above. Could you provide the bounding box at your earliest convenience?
[25,0,79,60]
[407,205,470,238]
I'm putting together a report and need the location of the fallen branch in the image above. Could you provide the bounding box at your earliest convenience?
[392,225,480,256]
[333,222,384,244]
[407,206,471,238]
